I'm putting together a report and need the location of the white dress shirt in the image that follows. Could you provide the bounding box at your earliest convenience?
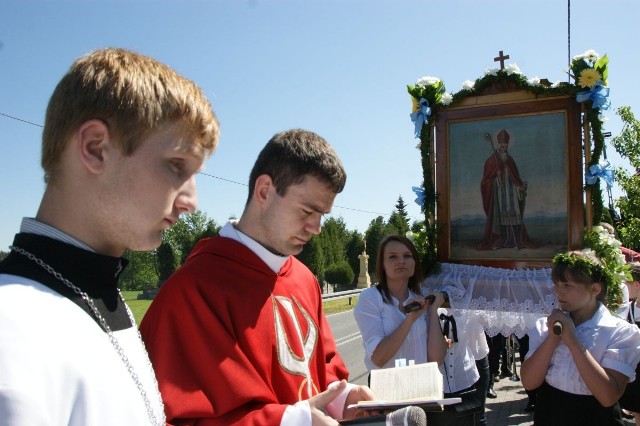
[354,286,430,371]
[528,302,640,395]
[438,308,480,394]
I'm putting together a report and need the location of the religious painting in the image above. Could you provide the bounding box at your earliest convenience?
[434,94,583,269]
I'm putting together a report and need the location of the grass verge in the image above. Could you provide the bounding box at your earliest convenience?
[121,290,357,324]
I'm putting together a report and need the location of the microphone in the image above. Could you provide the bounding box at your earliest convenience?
[386,406,427,426]
[552,321,563,335]
[339,405,426,425]
[403,292,449,313]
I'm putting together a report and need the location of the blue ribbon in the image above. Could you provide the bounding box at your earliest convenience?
[412,186,425,208]
[576,82,611,111]
[410,98,431,138]
[585,160,614,188]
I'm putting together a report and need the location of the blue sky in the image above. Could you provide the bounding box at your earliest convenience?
[1,0,638,252]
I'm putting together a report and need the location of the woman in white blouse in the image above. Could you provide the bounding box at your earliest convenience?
[354,235,447,373]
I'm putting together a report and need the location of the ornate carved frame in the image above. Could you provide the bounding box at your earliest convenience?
[434,92,583,269]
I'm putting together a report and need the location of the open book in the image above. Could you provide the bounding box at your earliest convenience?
[351,362,461,410]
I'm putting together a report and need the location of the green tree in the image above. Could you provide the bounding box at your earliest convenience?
[296,236,326,278]
[164,210,220,264]
[611,106,640,252]
[119,210,219,291]
[318,217,349,267]
[345,230,364,284]
[364,216,387,277]
[156,240,179,286]
[0,251,8,262]
[324,261,355,287]
[387,195,410,236]
[120,250,159,291]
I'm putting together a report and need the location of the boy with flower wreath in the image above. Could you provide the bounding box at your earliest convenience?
[521,250,640,426]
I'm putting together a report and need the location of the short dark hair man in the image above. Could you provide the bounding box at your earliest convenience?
[140,129,377,425]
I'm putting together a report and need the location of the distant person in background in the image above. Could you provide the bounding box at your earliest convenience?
[477,129,535,250]
[0,48,220,425]
[140,129,379,425]
[425,281,491,425]
[515,334,537,413]
[466,324,492,425]
[434,304,484,426]
[487,333,513,384]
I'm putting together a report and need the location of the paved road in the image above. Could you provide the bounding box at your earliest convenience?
[327,310,368,386]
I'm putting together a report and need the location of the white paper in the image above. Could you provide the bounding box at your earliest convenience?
[369,362,443,402]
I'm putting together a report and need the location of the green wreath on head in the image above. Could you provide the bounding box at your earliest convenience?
[554,224,631,312]
[552,251,618,308]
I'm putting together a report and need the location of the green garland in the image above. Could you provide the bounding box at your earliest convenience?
[552,251,614,292]
[408,50,612,272]
[582,226,631,311]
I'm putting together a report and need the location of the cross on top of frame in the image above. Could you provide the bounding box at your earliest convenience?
[493,50,510,70]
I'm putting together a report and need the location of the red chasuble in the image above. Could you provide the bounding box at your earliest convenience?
[140,236,349,425]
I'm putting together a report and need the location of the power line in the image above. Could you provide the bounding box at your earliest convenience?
[198,172,246,186]
[1,111,411,220]
[198,172,393,217]
[0,112,43,128]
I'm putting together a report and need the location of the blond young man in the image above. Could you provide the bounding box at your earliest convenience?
[0,48,219,425]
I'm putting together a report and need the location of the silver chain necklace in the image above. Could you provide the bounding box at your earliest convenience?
[10,245,165,426]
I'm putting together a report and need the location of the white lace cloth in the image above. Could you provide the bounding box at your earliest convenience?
[422,263,558,337]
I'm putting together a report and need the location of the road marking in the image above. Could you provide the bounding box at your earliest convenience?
[335,332,362,347]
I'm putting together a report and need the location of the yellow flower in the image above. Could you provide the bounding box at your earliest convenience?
[578,68,602,88]
[411,96,419,113]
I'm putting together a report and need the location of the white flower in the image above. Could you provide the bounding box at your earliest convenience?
[572,53,586,62]
[527,76,541,86]
[616,252,626,265]
[416,76,440,88]
[505,63,522,75]
[582,248,597,257]
[584,49,599,64]
[484,67,499,76]
[573,50,600,66]
[441,92,453,105]
[592,225,604,233]
[462,80,475,90]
